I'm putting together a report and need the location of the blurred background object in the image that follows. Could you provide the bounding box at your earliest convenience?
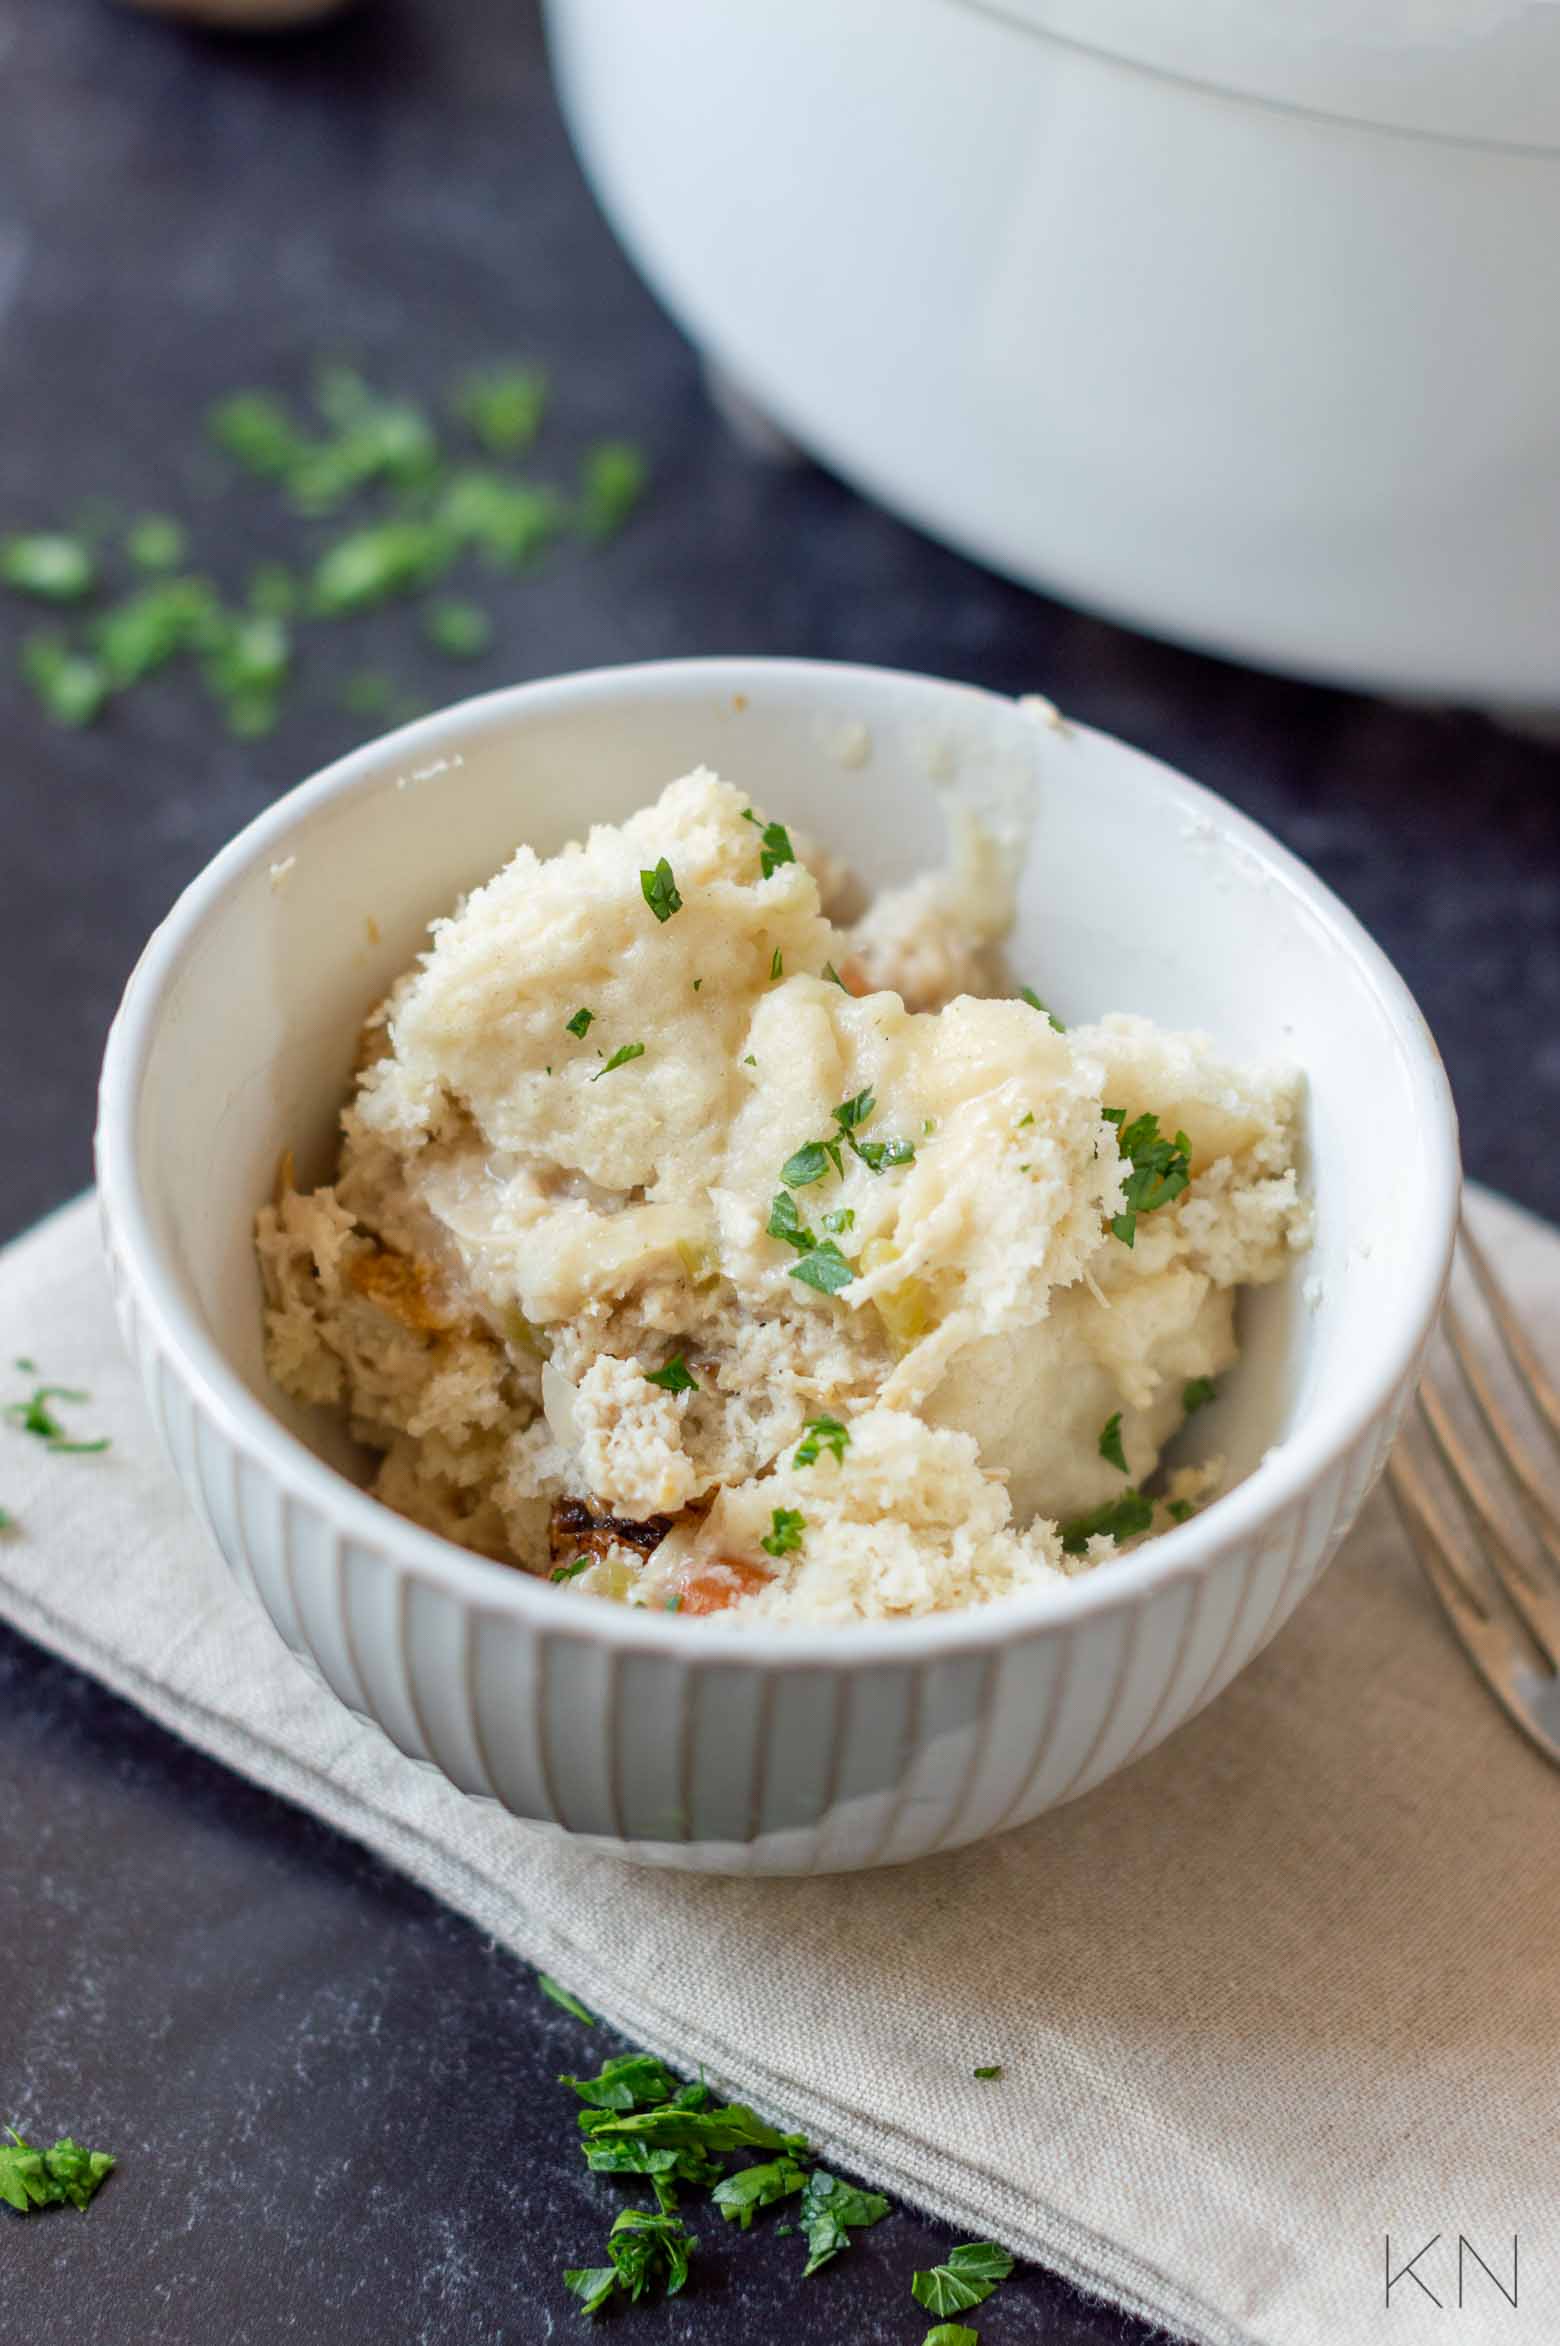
[113,0,355,26]
[545,0,1560,707]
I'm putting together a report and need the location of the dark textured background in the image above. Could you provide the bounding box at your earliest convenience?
[1,2,1555,2339]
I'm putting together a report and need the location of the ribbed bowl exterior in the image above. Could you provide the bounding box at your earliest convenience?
[97,1185,1417,1875]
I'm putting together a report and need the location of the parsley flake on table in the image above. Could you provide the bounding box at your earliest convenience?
[1183,1375,1217,1414]
[972,2064,1003,2080]
[439,470,566,568]
[761,1507,806,1558]
[591,1042,646,1080]
[911,2241,1015,2317]
[1018,985,1065,1032]
[4,1376,109,1454]
[423,597,493,660]
[0,2128,115,2215]
[1,532,97,601]
[537,1973,597,2025]
[922,2329,981,2346]
[577,439,649,542]
[1098,1411,1129,1474]
[794,1414,849,1468]
[565,1007,595,1038]
[311,519,453,615]
[799,2170,891,2276]
[1104,1109,1193,1246]
[645,1353,699,1395]
[452,361,547,456]
[640,858,683,922]
[1059,1489,1155,1555]
[21,634,109,728]
[712,2153,809,2230]
[565,2206,693,2317]
[125,515,187,573]
[561,2053,679,2111]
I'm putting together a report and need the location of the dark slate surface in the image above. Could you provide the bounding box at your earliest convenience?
[0,3,1555,2341]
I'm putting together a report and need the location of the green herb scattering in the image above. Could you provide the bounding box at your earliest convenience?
[911,2242,1015,2317]
[577,440,648,541]
[640,859,683,922]
[1018,985,1065,1032]
[0,2128,115,2215]
[761,1508,806,1559]
[922,2328,982,2346]
[565,2207,694,2316]
[972,2065,1003,2080]
[1104,1109,1193,1246]
[799,2171,892,2276]
[741,808,796,880]
[0,534,96,601]
[1059,1489,1155,1556]
[1097,1412,1129,1474]
[565,1007,595,1038]
[1183,1376,1217,1414]
[4,1373,109,1454]
[537,1974,597,2026]
[551,1556,591,1583]
[592,1042,646,1081]
[794,1414,850,1468]
[645,1354,699,1395]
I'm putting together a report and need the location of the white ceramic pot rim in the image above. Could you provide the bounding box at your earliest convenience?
[96,656,1461,1669]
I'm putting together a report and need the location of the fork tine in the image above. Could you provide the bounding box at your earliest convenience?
[1388,1452,1542,1716]
[1460,1212,1560,1448]
[1417,1374,1560,1671]
[1442,1295,1560,1562]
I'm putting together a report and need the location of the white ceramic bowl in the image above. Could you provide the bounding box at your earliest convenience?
[95,659,1459,1873]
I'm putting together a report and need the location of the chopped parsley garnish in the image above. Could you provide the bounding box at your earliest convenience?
[453,361,547,456]
[566,1007,595,1038]
[1167,1498,1197,1523]
[822,1207,854,1234]
[972,2065,1003,2080]
[0,2129,115,2216]
[550,1556,591,1584]
[207,387,303,477]
[1104,1109,1192,1246]
[911,2242,1015,2318]
[821,960,848,989]
[789,1241,853,1294]
[1059,1489,1155,1555]
[767,1192,814,1252]
[742,1053,758,1068]
[1183,1375,1217,1414]
[833,1087,873,1132]
[591,1042,646,1080]
[577,439,649,541]
[537,1974,597,2025]
[854,1134,915,1173]
[311,520,452,615]
[126,515,187,573]
[21,633,108,728]
[761,1507,806,1558]
[1018,985,1065,1032]
[781,1140,835,1189]
[640,858,683,922]
[645,1353,699,1395]
[741,809,796,880]
[565,2206,693,2316]
[440,470,565,567]
[561,2053,679,2112]
[713,2155,808,2230]
[794,1415,849,1468]
[799,2171,891,2276]
[4,1378,109,1454]
[1017,1111,1034,1128]
[770,948,783,981]
[423,597,493,659]
[1,533,97,601]
[1098,1412,1129,1474]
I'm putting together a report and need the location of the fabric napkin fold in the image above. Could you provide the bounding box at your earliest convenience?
[1,1185,1556,2346]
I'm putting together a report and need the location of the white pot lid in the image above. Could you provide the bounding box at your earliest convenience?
[964,0,1560,150]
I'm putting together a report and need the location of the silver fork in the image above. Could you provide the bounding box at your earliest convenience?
[1388,1214,1560,1768]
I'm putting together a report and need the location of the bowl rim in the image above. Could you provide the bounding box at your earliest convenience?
[96,654,1461,1667]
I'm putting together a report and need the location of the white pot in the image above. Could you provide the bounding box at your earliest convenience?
[544,0,1560,705]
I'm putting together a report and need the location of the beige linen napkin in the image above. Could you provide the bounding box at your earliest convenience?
[1,1186,1556,2346]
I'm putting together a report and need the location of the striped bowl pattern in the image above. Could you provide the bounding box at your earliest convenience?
[97,1181,1422,1874]
[92,659,1460,1875]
